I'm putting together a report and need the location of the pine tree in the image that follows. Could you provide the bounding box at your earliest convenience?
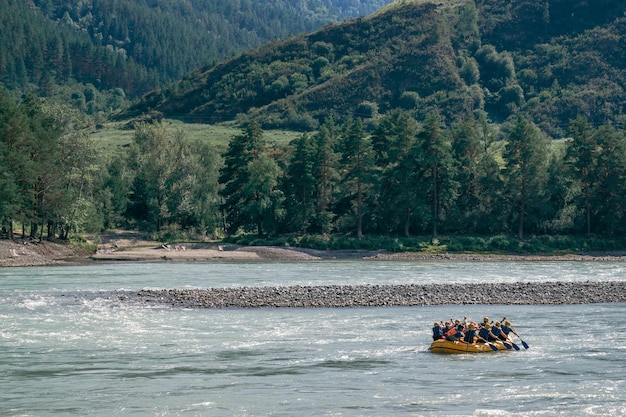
[218,122,264,235]
[283,134,318,233]
[338,118,375,239]
[311,120,340,234]
[565,116,596,236]
[416,112,458,240]
[373,110,420,236]
[502,116,549,240]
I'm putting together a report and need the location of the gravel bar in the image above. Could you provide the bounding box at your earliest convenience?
[120,281,626,308]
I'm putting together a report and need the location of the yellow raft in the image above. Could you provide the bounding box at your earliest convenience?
[429,339,515,354]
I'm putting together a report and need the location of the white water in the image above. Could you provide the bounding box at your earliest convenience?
[1,260,625,416]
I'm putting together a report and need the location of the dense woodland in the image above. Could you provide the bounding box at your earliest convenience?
[1,0,626,250]
[2,90,625,248]
[0,0,391,110]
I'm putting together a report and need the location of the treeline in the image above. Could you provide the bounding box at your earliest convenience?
[0,90,222,240]
[3,89,624,243]
[220,111,626,240]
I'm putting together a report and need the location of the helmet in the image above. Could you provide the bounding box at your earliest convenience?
[504,320,511,326]
[483,317,489,323]
[485,324,492,329]
[469,322,476,329]
[434,322,439,326]
[495,322,501,326]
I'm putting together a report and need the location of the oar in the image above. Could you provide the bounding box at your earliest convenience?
[478,336,498,351]
[502,317,528,349]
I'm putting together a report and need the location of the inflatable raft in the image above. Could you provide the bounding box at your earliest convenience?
[429,339,515,354]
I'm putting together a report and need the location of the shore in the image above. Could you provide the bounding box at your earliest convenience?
[3,235,626,308]
[2,233,626,267]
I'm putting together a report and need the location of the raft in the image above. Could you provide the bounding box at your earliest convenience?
[429,338,515,354]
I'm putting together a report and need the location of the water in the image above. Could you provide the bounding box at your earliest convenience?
[1,260,625,416]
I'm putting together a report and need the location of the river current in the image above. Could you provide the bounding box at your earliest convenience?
[1,260,625,416]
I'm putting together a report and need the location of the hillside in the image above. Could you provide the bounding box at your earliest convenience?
[122,0,626,136]
[0,0,392,101]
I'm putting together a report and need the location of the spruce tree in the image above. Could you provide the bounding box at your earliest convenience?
[218,122,264,235]
[502,116,549,240]
[416,112,457,240]
[338,118,375,239]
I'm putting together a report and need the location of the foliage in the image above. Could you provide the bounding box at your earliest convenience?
[122,0,626,137]
[1,0,393,110]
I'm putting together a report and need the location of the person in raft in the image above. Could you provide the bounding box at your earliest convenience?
[478,322,500,343]
[500,319,520,340]
[462,322,477,344]
[444,318,466,341]
[491,321,508,341]
[432,322,444,341]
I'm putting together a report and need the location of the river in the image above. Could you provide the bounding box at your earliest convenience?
[1,260,625,416]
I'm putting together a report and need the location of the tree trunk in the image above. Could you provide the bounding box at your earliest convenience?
[432,165,438,239]
[518,200,525,240]
[356,180,363,239]
[585,196,591,237]
[404,207,411,237]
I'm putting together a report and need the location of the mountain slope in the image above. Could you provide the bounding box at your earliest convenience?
[0,0,393,98]
[123,0,626,135]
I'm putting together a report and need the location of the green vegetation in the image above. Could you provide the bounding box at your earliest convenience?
[2,89,625,252]
[124,0,626,137]
[0,0,391,106]
[2,0,626,254]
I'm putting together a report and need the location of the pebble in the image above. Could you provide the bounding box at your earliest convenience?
[123,281,626,308]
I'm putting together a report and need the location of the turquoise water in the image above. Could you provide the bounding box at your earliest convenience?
[1,261,625,416]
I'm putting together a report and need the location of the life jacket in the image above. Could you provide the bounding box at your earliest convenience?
[444,327,457,339]
[464,329,476,343]
[478,327,490,341]
[501,324,511,335]
[432,326,444,339]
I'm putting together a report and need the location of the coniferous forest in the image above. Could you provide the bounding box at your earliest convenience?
[1,0,626,252]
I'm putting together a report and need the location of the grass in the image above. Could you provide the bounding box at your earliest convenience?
[90,119,303,157]
[224,233,626,254]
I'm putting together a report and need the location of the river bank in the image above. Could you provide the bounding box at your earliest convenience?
[2,234,626,267]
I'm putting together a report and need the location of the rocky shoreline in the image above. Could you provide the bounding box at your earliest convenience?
[118,281,626,308]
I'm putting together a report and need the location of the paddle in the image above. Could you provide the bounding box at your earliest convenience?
[477,335,498,351]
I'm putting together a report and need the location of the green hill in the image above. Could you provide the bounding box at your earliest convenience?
[0,0,392,101]
[122,0,626,136]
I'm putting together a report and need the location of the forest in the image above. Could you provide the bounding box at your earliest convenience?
[1,0,626,252]
[0,0,392,110]
[2,89,625,251]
